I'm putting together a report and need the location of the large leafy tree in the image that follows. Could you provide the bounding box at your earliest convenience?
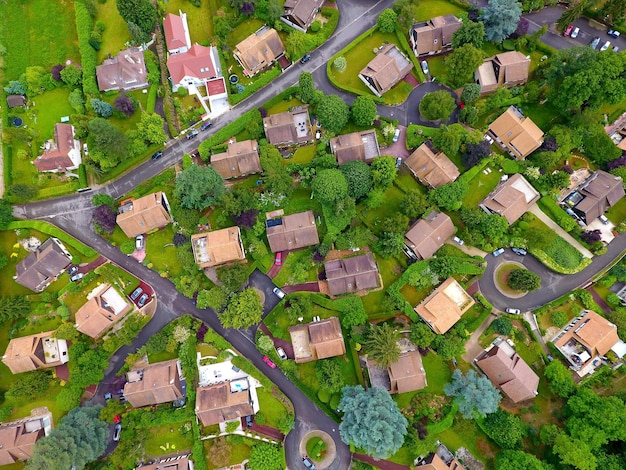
[432,123,464,156]
[316,358,345,393]
[175,164,225,210]
[445,44,484,88]
[5,371,51,402]
[298,72,315,103]
[371,156,398,190]
[338,386,408,458]
[0,199,14,229]
[0,296,29,323]
[409,322,435,349]
[87,118,128,171]
[316,95,349,133]
[220,288,263,329]
[452,20,486,49]
[428,180,468,211]
[116,0,156,35]
[419,91,456,121]
[259,144,294,197]
[249,442,283,470]
[340,160,373,200]
[543,360,576,398]
[481,0,522,42]
[313,169,349,206]
[364,323,401,369]
[377,9,397,33]
[351,95,377,127]
[507,268,541,291]
[482,409,526,449]
[553,433,597,470]
[26,405,108,470]
[392,0,419,30]
[495,450,550,470]
[444,369,501,418]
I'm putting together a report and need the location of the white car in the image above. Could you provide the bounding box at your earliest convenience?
[276,347,287,360]
[505,308,521,315]
[392,128,401,143]
[420,60,429,75]
[600,41,611,51]
[135,235,144,250]
[492,248,505,257]
[453,236,464,245]
[571,27,579,39]
[83,143,89,155]
[272,287,285,299]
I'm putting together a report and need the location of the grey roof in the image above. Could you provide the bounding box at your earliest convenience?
[324,252,380,295]
[15,238,72,292]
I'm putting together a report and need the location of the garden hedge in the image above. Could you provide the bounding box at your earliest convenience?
[229,66,281,105]
[199,109,262,161]
[146,84,158,114]
[7,220,98,258]
[538,196,577,233]
[74,0,99,97]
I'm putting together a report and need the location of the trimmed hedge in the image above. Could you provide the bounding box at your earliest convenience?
[74,0,99,96]
[146,84,158,114]
[229,66,281,105]
[474,293,494,312]
[6,220,98,258]
[198,109,262,160]
[395,25,423,82]
[263,86,299,110]
[537,196,577,233]
[528,246,592,274]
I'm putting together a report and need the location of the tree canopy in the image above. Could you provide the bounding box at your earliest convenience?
[87,118,128,171]
[452,20,486,49]
[0,199,14,230]
[419,91,456,121]
[351,95,377,126]
[482,409,526,449]
[248,442,283,470]
[371,156,398,190]
[338,386,408,458]
[174,164,225,210]
[340,160,373,200]
[364,323,401,369]
[481,0,522,42]
[445,44,484,88]
[313,169,349,206]
[220,288,263,329]
[444,369,501,418]
[544,360,576,398]
[116,0,156,35]
[507,268,541,292]
[316,95,350,133]
[428,180,468,211]
[377,9,397,33]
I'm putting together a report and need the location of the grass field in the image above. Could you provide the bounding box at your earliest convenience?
[256,387,291,428]
[96,0,132,61]
[414,0,465,21]
[165,0,214,44]
[143,424,194,457]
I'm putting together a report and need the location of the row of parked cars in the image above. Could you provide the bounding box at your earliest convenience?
[564,23,620,51]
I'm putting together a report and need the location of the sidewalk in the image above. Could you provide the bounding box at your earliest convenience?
[528,204,593,258]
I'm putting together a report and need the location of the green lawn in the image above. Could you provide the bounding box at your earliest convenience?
[257,387,291,428]
[606,197,626,225]
[461,162,501,208]
[205,437,253,468]
[267,98,302,115]
[272,248,318,286]
[103,88,150,133]
[536,298,583,333]
[165,0,214,44]
[357,185,406,234]
[143,424,194,457]
[143,225,182,278]
[291,145,317,164]
[0,230,36,296]
[439,417,498,466]
[414,0,465,21]
[96,0,131,61]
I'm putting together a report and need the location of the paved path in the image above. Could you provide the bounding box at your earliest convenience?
[462,313,496,363]
[267,251,288,279]
[258,323,295,359]
[245,420,285,441]
[586,286,612,314]
[528,204,593,258]
[354,454,410,470]
[283,282,321,293]
[523,310,549,355]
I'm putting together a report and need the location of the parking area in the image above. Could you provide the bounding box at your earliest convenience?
[128,280,154,309]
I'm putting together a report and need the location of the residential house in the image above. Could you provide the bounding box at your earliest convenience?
[481,173,540,224]
[191,227,246,269]
[167,43,219,92]
[404,210,455,260]
[2,331,68,374]
[368,349,427,394]
[414,277,475,334]
[14,237,72,292]
[195,380,254,426]
[552,310,626,377]
[116,191,173,238]
[233,26,285,76]
[136,456,193,470]
[96,47,149,92]
[163,11,191,54]
[75,284,133,339]
[476,342,539,403]
[210,139,262,179]
[410,15,462,56]
[263,107,312,146]
[359,44,414,97]
[563,170,625,224]
[475,51,530,95]
[6,95,26,108]
[289,317,346,363]
[0,408,53,465]
[265,210,319,253]
[404,142,460,188]
[487,106,544,160]
[281,0,324,32]
[416,443,466,470]
[329,130,380,165]
[123,359,184,408]
[324,252,380,296]
[33,123,82,173]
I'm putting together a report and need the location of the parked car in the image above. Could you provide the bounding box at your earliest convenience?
[453,236,464,246]
[276,347,287,360]
[245,415,253,427]
[70,273,84,282]
[200,120,213,131]
[492,248,505,257]
[104,392,112,401]
[300,54,311,64]
[484,134,494,144]
[395,157,402,168]
[263,356,277,369]
[130,287,143,301]
[608,29,620,38]
[600,41,611,51]
[590,36,601,48]
[599,214,610,225]
[186,129,199,140]
[273,287,286,299]
[113,423,122,441]
[505,308,521,315]
[420,60,429,75]
[511,247,527,256]
[113,415,121,424]
[275,252,282,265]
[315,129,321,140]
[151,151,163,161]
[302,457,316,470]
[67,265,79,276]
[571,27,580,39]
[564,23,574,36]
[83,143,89,155]
[137,294,149,308]
[614,46,619,52]
[392,128,401,143]
[135,234,144,250]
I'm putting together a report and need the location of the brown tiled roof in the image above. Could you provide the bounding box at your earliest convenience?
[573,170,625,223]
[124,359,183,408]
[136,457,192,470]
[75,284,133,338]
[416,454,466,470]
[195,383,253,426]
[359,44,414,96]
[191,226,246,268]
[389,350,427,394]
[555,310,621,356]
[6,95,26,108]
[234,27,285,75]
[476,343,539,403]
[488,106,543,159]
[33,123,81,172]
[167,44,217,85]
[411,15,462,55]
[405,142,460,188]
[329,130,380,165]
[15,238,72,292]
[324,253,380,296]
[211,139,261,179]
[263,107,312,145]
[289,317,346,362]
[96,47,148,92]
[482,173,540,224]
[476,52,530,94]
[282,0,324,30]
[0,424,43,465]
[266,210,319,252]
[2,331,67,374]
[163,12,189,53]
[116,192,173,238]
[415,278,475,334]
[404,211,455,260]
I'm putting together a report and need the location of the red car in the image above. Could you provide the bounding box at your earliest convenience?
[275,252,282,266]
[564,23,574,36]
[113,415,121,424]
[263,356,276,369]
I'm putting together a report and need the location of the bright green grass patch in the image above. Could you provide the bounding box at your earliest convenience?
[164,0,214,43]
[461,162,501,208]
[96,0,132,61]
[0,0,80,81]
[7,381,67,424]
[143,424,195,456]
[0,230,35,297]
[18,315,64,338]
[439,416,497,465]
[394,352,452,409]
[267,97,302,115]
[257,387,291,428]
[143,226,182,278]
[273,248,319,286]
[291,145,317,164]
[358,185,406,233]
[197,342,220,357]
[606,196,626,225]
[103,90,149,133]
[414,0,465,21]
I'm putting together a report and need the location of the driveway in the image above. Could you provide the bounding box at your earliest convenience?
[461,313,496,363]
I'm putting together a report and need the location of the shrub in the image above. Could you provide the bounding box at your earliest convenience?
[551,310,568,327]
[230,67,281,105]
[491,317,513,335]
[310,21,321,32]
[333,56,347,72]
[74,0,99,96]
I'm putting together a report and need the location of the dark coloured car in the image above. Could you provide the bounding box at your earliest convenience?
[245,415,253,427]
[130,287,143,301]
[151,151,163,161]
[67,265,79,276]
[137,294,149,308]
[200,121,213,131]
[186,130,199,140]
[300,54,311,64]
[608,29,620,38]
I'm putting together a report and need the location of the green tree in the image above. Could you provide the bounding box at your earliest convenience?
[87,118,128,171]
[428,180,468,210]
[364,323,401,369]
[91,99,113,118]
[175,164,225,210]
[445,44,484,88]
[544,360,576,398]
[461,83,482,104]
[26,406,108,470]
[339,298,368,330]
[495,450,550,470]
[256,334,274,354]
[552,433,597,470]
[340,160,373,200]
[5,371,51,402]
[60,65,82,88]
[0,296,30,322]
[8,184,37,203]
[432,124,465,156]
[401,190,430,220]
[409,322,435,348]
[299,72,315,103]
[333,56,347,72]
[0,199,14,229]
[491,317,513,335]
[373,231,405,258]
[316,95,350,133]
[216,263,248,293]
[313,169,349,206]
[452,20,486,49]
[351,96,377,126]
[419,91,456,121]
[316,358,345,393]
[196,287,228,311]
[481,0,522,42]
[91,194,116,209]
[134,112,166,145]
[482,409,526,449]
[56,384,83,411]
[4,80,26,95]
[69,88,85,113]
[249,443,283,470]
[120,239,136,255]
[444,369,502,418]
[507,268,541,291]
[54,322,80,341]
[285,31,308,59]
[581,124,621,165]
[115,0,156,35]
[371,156,398,190]
[259,143,294,197]
[220,288,263,329]
[377,9,398,33]
[278,413,295,434]
[393,0,420,30]
[338,385,408,458]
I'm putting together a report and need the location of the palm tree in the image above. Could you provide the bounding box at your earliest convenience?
[364,323,401,369]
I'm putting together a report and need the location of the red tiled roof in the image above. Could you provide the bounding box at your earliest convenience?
[167,44,216,85]
[207,77,226,96]
[163,13,188,52]
[33,124,78,172]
